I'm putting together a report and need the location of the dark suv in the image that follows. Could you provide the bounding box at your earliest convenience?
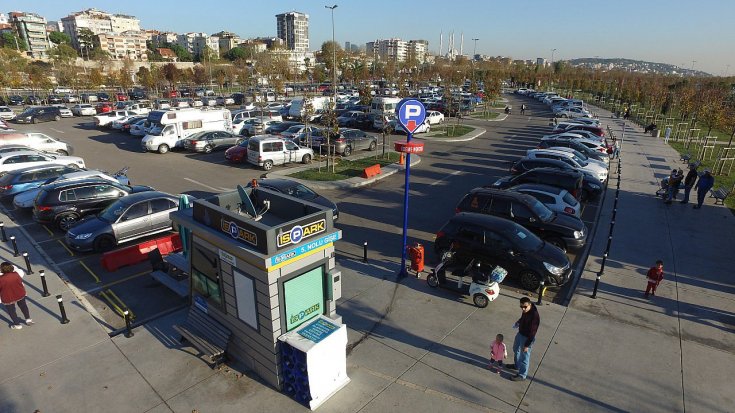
[508,159,603,200]
[456,188,587,252]
[13,106,63,124]
[489,168,585,201]
[0,165,79,200]
[32,178,153,230]
[434,213,571,291]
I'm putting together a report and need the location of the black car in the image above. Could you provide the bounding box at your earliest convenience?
[266,121,303,135]
[434,213,572,291]
[456,188,587,252]
[47,95,63,104]
[509,158,603,201]
[32,178,154,230]
[489,168,585,201]
[25,96,43,105]
[128,89,147,100]
[538,137,609,164]
[96,92,110,101]
[248,178,339,220]
[8,96,24,106]
[231,92,246,105]
[13,106,63,124]
[343,113,374,129]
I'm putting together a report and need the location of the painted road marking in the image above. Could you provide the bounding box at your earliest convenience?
[85,270,149,295]
[430,170,461,186]
[184,177,221,192]
[49,128,65,134]
[57,239,75,256]
[42,224,54,236]
[80,260,100,283]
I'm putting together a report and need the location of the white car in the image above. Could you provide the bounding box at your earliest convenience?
[129,119,149,136]
[13,168,130,209]
[544,146,608,169]
[425,110,445,125]
[526,148,608,182]
[542,134,609,154]
[0,151,85,174]
[392,119,431,134]
[216,96,235,106]
[154,99,171,109]
[94,110,136,127]
[510,183,581,217]
[553,107,592,118]
[0,106,16,120]
[111,115,143,130]
[202,97,217,106]
[56,106,74,118]
[71,104,96,116]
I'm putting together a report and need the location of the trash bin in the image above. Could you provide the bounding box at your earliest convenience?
[652,129,660,138]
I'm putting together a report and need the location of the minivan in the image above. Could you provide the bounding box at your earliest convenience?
[456,188,588,252]
[246,135,314,170]
[434,213,572,291]
[0,132,74,156]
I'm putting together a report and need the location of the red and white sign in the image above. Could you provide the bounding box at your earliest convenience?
[394,141,425,154]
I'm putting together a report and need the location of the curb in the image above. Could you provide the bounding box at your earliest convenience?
[419,126,487,142]
[467,113,507,122]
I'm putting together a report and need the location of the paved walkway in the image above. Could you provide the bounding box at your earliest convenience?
[0,104,733,412]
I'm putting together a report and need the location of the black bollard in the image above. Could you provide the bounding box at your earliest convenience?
[10,235,19,257]
[56,294,70,324]
[363,241,368,263]
[22,251,33,274]
[0,221,6,242]
[39,270,50,297]
[537,280,545,305]
[123,310,134,338]
[592,268,602,299]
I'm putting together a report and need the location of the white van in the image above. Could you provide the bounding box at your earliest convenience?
[246,135,314,170]
[0,132,74,155]
[288,96,332,120]
[142,108,232,154]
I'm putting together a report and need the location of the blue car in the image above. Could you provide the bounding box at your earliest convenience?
[0,165,80,200]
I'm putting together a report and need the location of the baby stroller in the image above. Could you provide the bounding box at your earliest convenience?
[656,176,684,198]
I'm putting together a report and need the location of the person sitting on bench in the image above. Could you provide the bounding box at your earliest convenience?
[644,123,658,133]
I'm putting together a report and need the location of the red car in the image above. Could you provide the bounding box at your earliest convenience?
[95,102,113,113]
[224,139,249,163]
[115,92,128,102]
[168,90,178,98]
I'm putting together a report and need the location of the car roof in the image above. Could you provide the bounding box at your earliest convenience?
[510,183,565,195]
[450,212,519,230]
[0,150,48,158]
[5,164,70,175]
[42,177,122,190]
[253,178,302,190]
[467,187,537,203]
[116,191,175,205]
[521,167,582,177]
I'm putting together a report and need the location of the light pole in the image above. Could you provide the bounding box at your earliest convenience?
[550,48,557,91]
[471,38,479,60]
[471,38,479,93]
[325,4,338,172]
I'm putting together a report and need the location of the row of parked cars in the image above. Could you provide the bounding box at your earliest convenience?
[431,98,613,291]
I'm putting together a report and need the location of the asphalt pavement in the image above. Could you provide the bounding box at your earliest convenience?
[1,96,733,412]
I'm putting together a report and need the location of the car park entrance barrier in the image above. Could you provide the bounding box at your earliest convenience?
[101,233,182,272]
[362,164,381,179]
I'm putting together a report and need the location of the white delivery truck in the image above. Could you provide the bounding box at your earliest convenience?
[288,96,332,120]
[141,108,232,154]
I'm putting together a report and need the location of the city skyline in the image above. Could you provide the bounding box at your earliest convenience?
[5,0,735,75]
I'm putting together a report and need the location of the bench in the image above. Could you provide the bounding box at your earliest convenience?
[710,186,732,205]
[173,306,232,366]
[150,270,189,297]
[680,152,692,163]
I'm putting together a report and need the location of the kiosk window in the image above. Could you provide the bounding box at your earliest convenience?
[191,246,223,308]
[283,266,325,331]
[233,269,258,329]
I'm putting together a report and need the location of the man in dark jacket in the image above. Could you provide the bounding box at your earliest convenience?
[509,297,540,381]
[680,164,698,204]
[693,169,715,209]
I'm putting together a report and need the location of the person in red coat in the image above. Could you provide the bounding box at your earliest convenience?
[0,261,33,329]
[644,260,664,298]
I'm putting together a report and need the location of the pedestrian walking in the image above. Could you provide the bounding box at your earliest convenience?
[644,260,664,298]
[693,169,715,209]
[520,104,526,115]
[610,136,621,159]
[508,297,539,382]
[0,261,33,330]
[489,333,507,374]
[680,164,699,204]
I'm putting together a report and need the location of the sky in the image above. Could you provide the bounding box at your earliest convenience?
[6,0,735,75]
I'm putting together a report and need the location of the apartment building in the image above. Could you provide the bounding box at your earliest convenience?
[61,8,140,49]
[276,11,309,53]
[8,11,50,58]
[95,31,148,61]
[366,38,429,63]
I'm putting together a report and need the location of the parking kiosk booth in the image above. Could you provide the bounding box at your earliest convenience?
[170,186,348,408]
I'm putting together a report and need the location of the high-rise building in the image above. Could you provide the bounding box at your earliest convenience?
[61,8,140,49]
[407,40,428,63]
[8,11,50,58]
[536,57,547,67]
[366,38,428,63]
[276,11,309,53]
[96,31,148,61]
[344,41,351,51]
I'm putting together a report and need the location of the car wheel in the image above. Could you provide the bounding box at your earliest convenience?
[54,115,61,121]
[426,273,439,288]
[302,154,312,164]
[473,293,489,308]
[56,150,69,156]
[520,270,542,291]
[93,235,116,252]
[343,146,352,156]
[56,213,79,231]
[262,160,274,171]
[158,144,169,154]
[545,237,567,253]
[203,144,214,154]
[368,141,377,151]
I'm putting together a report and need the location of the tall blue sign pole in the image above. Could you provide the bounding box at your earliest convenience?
[396,99,426,277]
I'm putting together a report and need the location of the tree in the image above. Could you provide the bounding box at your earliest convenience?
[223,47,247,62]
[89,68,105,88]
[168,43,192,62]
[48,31,71,45]
[162,63,180,88]
[192,65,208,86]
[27,62,53,91]
[49,44,78,63]
[0,48,27,88]
[0,32,26,51]
[137,66,155,91]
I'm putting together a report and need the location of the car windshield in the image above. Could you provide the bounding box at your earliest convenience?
[530,198,554,222]
[503,225,543,252]
[285,183,317,199]
[571,154,587,166]
[98,201,126,222]
[285,126,302,133]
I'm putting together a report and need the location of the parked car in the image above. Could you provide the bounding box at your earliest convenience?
[202,96,217,107]
[0,164,80,200]
[246,135,314,170]
[13,107,63,124]
[425,110,445,125]
[95,102,113,114]
[215,96,235,106]
[507,159,603,201]
[62,94,79,103]
[25,96,43,105]
[8,96,24,106]
[56,106,73,118]
[537,137,609,165]
[525,148,608,182]
[280,125,317,141]
[70,104,97,116]
[553,107,592,118]
[0,151,85,175]
[154,99,171,110]
[224,139,250,163]
[111,115,145,130]
[310,128,377,156]
[32,178,154,230]
[96,92,110,101]
[115,92,128,101]
[509,183,581,217]
[541,134,609,154]
[183,131,245,153]
[241,118,280,136]
[265,121,303,135]
[13,167,131,209]
[248,178,338,220]
[80,93,98,103]
[93,110,136,127]
[392,118,431,134]
[129,119,149,136]
[65,191,179,252]
[456,188,587,252]
[434,213,572,291]
[119,116,148,132]
[337,111,365,127]
[0,106,15,121]
[47,95,63,104]
[0,132,74,156]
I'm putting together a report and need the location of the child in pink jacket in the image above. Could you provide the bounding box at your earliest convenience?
[489,334,507,373]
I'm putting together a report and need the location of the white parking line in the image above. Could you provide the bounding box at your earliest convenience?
[431,170,461,186]
[184,177,221,192]
[50,128,65,134]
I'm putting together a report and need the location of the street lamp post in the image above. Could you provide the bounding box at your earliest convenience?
[550,48,557,91]
[471,38,479,93]
[326,4,338,172]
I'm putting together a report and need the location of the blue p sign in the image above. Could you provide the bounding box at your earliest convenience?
[396,99,426,134]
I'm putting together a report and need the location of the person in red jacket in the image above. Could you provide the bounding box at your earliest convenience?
[0,261,33,330]
[508,297,540,381]
[644,260,664,298]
